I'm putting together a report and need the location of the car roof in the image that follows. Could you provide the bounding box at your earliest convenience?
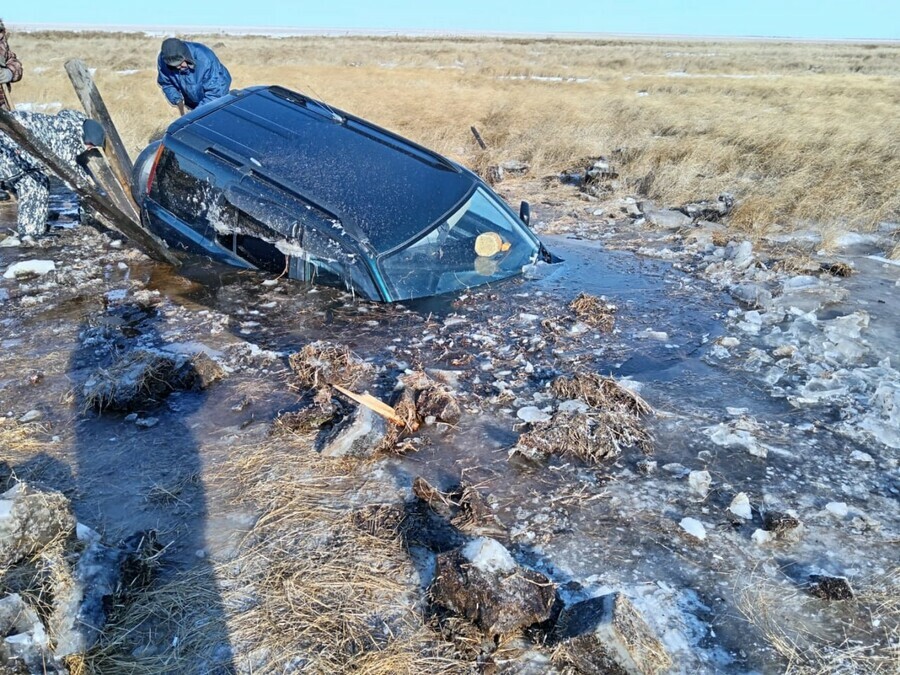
[166,86,477,253]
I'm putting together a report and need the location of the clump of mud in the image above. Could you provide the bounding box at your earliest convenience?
[569,292,616,331]
[274,389,338,435]
[400,371,461,425]
[83,351,224,412]
[288,341,372,389]
[378,371,462,455]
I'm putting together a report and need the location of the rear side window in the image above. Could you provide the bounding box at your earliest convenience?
[290,228,381,300]
[150,149,216,228]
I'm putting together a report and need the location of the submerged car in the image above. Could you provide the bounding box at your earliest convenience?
[132,85,551,302]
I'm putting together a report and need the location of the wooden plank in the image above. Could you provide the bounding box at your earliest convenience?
[83,150,140,223]
[331,384,411,429]
[0,109,181,266]
[64,59,135,199]
[470,126,488,150]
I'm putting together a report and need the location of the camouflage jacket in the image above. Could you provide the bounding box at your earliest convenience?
[0,29,23,111]
[0,109,90,184]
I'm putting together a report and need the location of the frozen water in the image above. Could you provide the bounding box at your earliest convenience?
[688,471,711,498]
[705,421,768,458]
[461,537,517,574]
[728,493,752,520]
[517,406,552,423]
[3,260,56,278]
[679,518,706,541]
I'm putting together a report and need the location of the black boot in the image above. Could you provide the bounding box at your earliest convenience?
[0,190,10,202]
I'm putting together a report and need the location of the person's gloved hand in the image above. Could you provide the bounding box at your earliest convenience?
[0,67,12,85]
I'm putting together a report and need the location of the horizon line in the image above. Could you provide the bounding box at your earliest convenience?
[9,22,900,44]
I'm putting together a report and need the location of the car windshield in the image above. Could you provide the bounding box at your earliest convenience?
[379,187,539,301]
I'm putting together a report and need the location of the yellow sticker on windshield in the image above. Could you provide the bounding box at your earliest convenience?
[475,232,504,257]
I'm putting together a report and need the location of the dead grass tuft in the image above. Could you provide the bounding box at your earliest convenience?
[735,566,899,674]
[711,230,730,247]
[550,372,652,416]
[820,261,853,278]
[517,409,652,464]
[7,32,900,238]
[569,293,616,331]
[210,443,469,672]
[288,340,372,390]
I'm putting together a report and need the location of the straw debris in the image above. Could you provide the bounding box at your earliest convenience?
[288,340,372,390]
[550,372,652,416]
[569,293,616,332]
[516,409,652,464]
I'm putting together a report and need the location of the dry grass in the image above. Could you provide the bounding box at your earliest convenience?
[76,438,470,673]
[550,371,652,415]
[735,566,900,674]
[222,444,468,673]
[288,340,372,390]
[517,409,652,464]
[7,31,900,236]
[569,292,616,331]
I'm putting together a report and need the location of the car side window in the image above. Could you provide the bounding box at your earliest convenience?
[292,227,380,300]
[151,149,217,232]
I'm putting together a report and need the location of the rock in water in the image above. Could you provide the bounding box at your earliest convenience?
[0,483,75,567]
[317,405,387,458]
[553,592,672,675]
[429,537,556,635]
[808,574,854,601]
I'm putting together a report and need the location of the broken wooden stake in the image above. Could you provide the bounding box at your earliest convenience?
[83,150,140,223]
[331,384,409,428]
[65,59,136,202]
[0,109,180,266]
[470,126,488,150]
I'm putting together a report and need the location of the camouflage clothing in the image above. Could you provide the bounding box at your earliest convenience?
[0,22,24,112]
[0,110,90,237]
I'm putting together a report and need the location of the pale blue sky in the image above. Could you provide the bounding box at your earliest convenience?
[7,1,898,40]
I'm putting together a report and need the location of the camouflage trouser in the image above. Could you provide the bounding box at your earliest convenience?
[9,171,50,237]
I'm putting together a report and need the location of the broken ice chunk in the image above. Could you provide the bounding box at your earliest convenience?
[517,406,552,424]
[679,517,706,541]
[728,493,752,520]
[688,470,712,498]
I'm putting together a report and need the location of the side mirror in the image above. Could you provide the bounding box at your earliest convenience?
[519,200,531,226]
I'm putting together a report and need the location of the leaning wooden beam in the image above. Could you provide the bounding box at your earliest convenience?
[83,150,141,224]
[65,59,136,202]
[0,109,181,267]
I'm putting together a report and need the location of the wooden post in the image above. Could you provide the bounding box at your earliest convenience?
[0,109,180,267]
[470,126,488,150]
[83,150,140,223]
[64,59,135,198]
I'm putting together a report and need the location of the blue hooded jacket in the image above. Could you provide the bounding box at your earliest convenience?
[156,41,232,110]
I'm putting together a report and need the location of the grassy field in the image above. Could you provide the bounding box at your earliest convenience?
[8,31,900,236]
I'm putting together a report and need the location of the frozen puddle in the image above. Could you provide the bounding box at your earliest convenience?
[0,202,896,672]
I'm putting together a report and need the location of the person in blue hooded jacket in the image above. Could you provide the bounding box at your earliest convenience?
[156,38,232,116]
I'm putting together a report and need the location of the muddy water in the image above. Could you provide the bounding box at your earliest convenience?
[1,194,895,672]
